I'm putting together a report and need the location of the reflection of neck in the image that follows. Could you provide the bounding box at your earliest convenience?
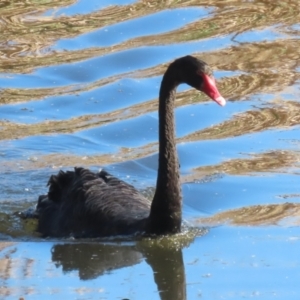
[147,72,182,235]
[145,247,186,300]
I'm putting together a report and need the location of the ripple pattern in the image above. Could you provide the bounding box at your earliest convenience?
[0,0,300,228]
[1,1,300,298]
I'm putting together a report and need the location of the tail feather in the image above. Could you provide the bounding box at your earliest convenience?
[47,170,74,203]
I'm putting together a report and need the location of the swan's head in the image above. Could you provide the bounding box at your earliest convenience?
[171,55,226,106]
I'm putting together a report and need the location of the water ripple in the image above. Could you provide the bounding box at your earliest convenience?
[1,2,300,295]
[0,0,300,238]
[196,202,300,227]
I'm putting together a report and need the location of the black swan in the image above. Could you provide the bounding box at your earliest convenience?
[25,55,226,237]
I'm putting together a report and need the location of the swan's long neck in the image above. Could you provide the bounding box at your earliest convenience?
[147,72,182,235]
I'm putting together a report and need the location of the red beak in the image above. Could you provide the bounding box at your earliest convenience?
[200,73,226,106]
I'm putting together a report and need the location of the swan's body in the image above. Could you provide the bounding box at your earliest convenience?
[27,56,225,238]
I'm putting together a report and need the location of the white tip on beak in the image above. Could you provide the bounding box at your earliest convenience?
[215,96,226,107]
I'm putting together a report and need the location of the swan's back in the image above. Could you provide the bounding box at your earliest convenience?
[37,167,151,237]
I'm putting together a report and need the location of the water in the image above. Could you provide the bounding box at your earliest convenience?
[0,0,300,299]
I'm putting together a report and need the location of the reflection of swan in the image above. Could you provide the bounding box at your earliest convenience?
[51,242,186,300]
[52,243,143,280]
[144,245,186,300]
[28,56,225,237]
